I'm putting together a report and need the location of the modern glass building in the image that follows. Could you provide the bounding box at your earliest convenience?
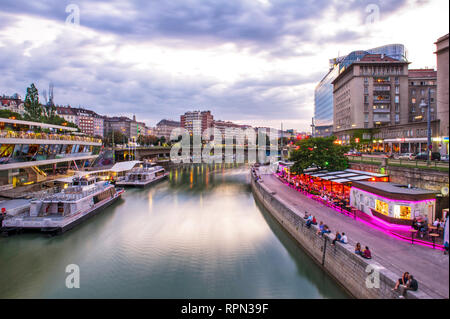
[0,118,102,187]
[314,44,407,133]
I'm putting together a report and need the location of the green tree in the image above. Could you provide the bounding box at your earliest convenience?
[289,136,350,174]
[23,83,43,121]
[0,109,23,120]
[105,130,127,146]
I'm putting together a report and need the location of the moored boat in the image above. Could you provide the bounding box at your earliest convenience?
[1,176,124,235]
[115,164,168,188]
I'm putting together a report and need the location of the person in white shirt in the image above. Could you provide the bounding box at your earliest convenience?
[433,219,440,227]
[340,233,348,244]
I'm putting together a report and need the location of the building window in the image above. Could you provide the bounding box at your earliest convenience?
[364,114,369,122]
[395,86,399,94]
[395,114,400,123]
[395,104,399,112]
[395,95,399,103]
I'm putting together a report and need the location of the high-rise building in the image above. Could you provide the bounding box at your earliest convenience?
[314,44,407,134]
[332,54,409,147]
[435,33,449,155]
[180,111,214,139]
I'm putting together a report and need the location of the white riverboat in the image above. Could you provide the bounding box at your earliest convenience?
[115,164,168,187]
[1,176,124,235]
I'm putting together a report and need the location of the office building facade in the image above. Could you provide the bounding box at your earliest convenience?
[314,44,407,133]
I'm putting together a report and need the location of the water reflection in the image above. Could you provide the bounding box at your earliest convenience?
[0,164,348,298]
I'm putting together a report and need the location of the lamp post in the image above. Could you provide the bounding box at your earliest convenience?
[419,87,432,165]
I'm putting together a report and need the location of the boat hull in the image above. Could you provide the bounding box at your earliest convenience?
[1,190,124,236]
[116,174,168,188]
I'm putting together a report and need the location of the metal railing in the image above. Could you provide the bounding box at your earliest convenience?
[0,130,102,144]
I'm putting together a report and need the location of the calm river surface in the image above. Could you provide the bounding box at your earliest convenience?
[0,164,348,298]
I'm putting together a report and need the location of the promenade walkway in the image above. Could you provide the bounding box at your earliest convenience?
[257,170,449,299]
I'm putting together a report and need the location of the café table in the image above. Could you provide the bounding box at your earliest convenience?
[408,228,418,245]
[429,233,440,249]
[428,226,438,234]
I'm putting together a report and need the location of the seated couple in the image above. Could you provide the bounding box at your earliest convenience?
[393,272,418,297]
[305,215,317,228]
[354,243,372,259]
[331,232,348,245]
[316,222,331,236]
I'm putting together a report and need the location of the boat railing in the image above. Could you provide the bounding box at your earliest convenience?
[35,183,111,201]
[0,130,102,144]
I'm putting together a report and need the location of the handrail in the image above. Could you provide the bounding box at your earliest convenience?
[0,130,102,144]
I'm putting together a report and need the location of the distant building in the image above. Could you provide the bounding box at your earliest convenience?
[103,116,141,141]
[1,95,25,115]
[315,125,333,137]
[435,33,449,155]
[155,119,180,140]
[56,106,104,138]
[93,113,104,138]
[56,106,78,125]
[180,111,214,140]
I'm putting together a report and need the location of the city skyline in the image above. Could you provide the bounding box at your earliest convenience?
[0,0,448,131]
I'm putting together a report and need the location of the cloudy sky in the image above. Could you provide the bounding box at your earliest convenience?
[0,0,448,131]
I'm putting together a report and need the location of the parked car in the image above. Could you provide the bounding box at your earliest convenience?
[398,153,415,160]
[346,150,362,156]
[441,154,449,163]
[415,152,441,161]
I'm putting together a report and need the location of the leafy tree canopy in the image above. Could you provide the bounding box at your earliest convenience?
[289,136,350,174]
[0,109,23,120]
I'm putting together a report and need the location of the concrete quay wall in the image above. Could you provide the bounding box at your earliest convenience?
[250,170,432,299]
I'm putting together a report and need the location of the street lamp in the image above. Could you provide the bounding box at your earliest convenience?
[419,87,432,165]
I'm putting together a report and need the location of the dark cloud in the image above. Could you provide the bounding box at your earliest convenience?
[0,0,413,129]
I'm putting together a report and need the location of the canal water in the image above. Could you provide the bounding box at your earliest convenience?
[0,165,348,298]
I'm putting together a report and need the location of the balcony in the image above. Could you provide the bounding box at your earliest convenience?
[373,108,391,113]
[373,86,391,92]
[373,95,391,103]
[373,114,391,123]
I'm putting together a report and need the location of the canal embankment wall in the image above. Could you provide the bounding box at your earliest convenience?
[250,169,432,299]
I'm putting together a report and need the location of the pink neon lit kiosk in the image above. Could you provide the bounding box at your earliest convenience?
[350,181,437,226]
